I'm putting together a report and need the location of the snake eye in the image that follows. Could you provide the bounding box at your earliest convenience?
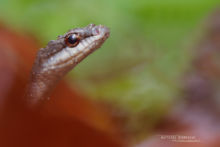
[65,33,80,47]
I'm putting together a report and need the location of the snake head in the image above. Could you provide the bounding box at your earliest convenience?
[35,24,110,75]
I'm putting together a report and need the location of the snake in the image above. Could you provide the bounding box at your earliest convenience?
[25,24,110,105]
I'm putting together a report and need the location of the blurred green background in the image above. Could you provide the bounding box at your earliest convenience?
[0,0,219,136]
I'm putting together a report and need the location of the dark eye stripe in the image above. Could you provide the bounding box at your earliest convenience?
[65,33,80,47]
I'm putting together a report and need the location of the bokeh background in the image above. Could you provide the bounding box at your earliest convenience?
[0,0,220,145]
